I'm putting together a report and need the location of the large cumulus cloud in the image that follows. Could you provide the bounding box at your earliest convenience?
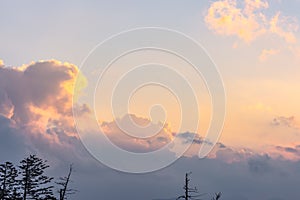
[0,60,77,124]
[0,60,90,166]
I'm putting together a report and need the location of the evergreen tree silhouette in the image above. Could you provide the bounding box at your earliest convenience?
[0,162,20,200]
[18,155,54,200]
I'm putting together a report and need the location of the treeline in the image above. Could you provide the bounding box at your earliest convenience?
[0,155,75,200]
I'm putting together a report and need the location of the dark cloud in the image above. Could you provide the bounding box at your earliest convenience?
[73,103,91,116]
[212,146,254,163]
[217,142,226,149]
[175,132,213,145]
[276,146,298,153]
[71,155,300,200]
[0,89,14,118]
[274,145,300,160]
[248,154,271,175]
[0,115,28,162]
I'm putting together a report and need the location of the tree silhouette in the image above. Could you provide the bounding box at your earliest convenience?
[211,192,221,200]
[18,155,54,200]
[0,162,20,200]
[175,173,222,200]
[176,172,206,200]
[56,164,77,200]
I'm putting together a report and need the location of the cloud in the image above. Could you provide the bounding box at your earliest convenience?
[205,0,299,45]
[0,60,91,166]
[207,141,300,164]
[175,132,213,145]
[271,116,299,129]
[205,0,268,43]
[276,145,298,153]
[0,89,14,118]
[0,59,299,199]
[0,115,28,161]
[248,154,271,175]
[259,48,280,61]
[0,60,3,67]
[271,144,300,160]
[100,117,217,156]
[73,153,300,200]
[212,146,255,163]
[100,114,175,153]
[99,113,300,162]
[0,60,78,125]
[0,59,229,163]
[270,12,298,44]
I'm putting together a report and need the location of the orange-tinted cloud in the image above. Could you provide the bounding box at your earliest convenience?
[1,61,74,136]
[259,48,280,61]
[0,60,90,163]
[205,0,268,43]
[270,12,298,44]
[205,0,299,44]
[100,114,174,153]
[1,59,299,164]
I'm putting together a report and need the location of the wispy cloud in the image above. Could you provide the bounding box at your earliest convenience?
[269,144,300,160]
[271,116,299,129]
[259,48,280,61]
[270,12,299,44]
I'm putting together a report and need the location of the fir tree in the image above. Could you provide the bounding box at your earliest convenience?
[0,161,20,199]
[18,155,54,200]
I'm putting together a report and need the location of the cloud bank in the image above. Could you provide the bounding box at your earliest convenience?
[0,59,300,199]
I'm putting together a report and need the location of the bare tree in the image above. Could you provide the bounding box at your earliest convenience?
[176,172,206,200]
[56,164,76,200]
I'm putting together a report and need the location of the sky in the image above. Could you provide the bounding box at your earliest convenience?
[1,0,300,199]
